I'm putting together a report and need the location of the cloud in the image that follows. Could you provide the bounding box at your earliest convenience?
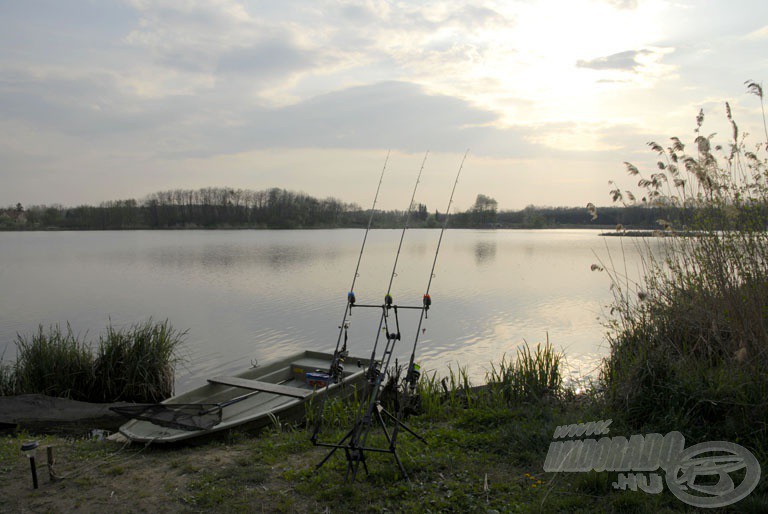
[215,41,316,76]
[746,24,768,40]
[0,66,198,137]
[576,50,650,72]
[446,5,512,30]
[602,0,638,9]
[5,0,765,211]
[170,81,538,158]
[125,0,321,83]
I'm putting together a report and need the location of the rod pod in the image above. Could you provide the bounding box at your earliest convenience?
[316,151,468,481]
[314,152,430,479]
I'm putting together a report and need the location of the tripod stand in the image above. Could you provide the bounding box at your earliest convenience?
[315,398,426,480]
[314,302,427,481]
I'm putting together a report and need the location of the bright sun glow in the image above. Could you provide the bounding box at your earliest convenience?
[413,0,673,150]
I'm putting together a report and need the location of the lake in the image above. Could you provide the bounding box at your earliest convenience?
[0,229,653,392]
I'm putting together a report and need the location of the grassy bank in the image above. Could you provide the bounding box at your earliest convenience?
[0,319,185,403]
[2,341,765,512]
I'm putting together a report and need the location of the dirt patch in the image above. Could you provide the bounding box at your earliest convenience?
[0,432,329,513]
[4,439,190,513]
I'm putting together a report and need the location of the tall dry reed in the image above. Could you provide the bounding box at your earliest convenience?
[598,81,768,454]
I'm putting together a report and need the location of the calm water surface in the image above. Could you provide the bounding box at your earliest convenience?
[0,229,654,391]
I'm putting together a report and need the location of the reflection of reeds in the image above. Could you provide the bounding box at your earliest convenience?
[2,319,185,403]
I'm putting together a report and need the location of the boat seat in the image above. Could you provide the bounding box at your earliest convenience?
[208,376,313,399]
[290,357,331,372]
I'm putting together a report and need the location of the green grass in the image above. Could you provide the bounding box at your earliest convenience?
[0,344,743,513]
[13,324,94,401]
[2,318,185,403]
[486,339,564,405]
[92,319,186,402]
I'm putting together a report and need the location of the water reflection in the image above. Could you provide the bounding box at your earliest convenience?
[474,240,497,265]
[0,229,652,391]
[144,242,338,271]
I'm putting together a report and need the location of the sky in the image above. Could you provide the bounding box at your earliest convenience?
[1,0,767,212]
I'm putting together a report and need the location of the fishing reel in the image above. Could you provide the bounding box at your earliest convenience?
[330,322,351,382]
[330,351,348,383]
[331,362,344,383]
[365,362,381,385]
[406,362,421,393]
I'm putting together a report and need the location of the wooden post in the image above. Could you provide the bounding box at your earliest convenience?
[46,446,56,482]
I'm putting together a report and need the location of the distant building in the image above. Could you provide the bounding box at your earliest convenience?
[0,208,27,226]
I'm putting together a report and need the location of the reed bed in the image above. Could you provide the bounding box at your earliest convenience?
[486,339,563,405]
[598,85,768,459]
[13,324,93,401]
[414,363,475,419]
[0,359,16,397]
[93,320,185,402]
[407,340,566,421]
[2,319,185,403]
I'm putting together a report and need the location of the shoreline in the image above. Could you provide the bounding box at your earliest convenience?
[2,225,623,232]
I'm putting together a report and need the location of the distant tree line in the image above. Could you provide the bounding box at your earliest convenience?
[451,195,671,230]
[1,188,356,230]
[1,187,679,231]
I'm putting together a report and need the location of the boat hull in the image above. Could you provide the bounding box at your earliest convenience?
[117,350,368,443]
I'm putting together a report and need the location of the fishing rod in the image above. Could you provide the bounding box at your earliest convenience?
[314,151,429,479]
[390,150,468,446]
[355,151,428,407]
[310,151,389,444]
[361,151,428,379]
[345,152,466,480]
